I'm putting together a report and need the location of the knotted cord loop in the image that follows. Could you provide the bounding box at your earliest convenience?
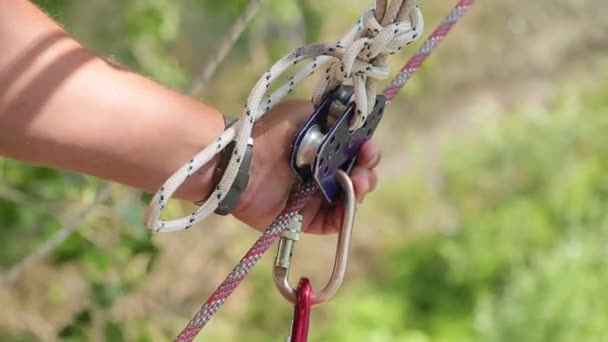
[170,1,475,340]
[144,0,423,233]
[312,0,423,130]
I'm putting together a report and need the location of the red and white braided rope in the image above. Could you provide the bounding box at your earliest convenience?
[175,1,474,341]
[384,0,475,102]
[175,183,317,342]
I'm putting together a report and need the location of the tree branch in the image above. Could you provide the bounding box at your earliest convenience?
[0,185,62,214]
[189,0,267,99]
[0,184,113,288]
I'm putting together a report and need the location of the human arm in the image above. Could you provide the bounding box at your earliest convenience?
[0,0,224,201]
[0,0,381,234]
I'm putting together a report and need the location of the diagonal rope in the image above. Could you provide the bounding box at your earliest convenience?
[175,182,317,342]
[384,0,474,103]
[173,1,475,341]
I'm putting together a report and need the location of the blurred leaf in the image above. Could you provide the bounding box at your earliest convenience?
[0,330,35,342]
[58,309,92,340]
[139,192,153,206]
[299,0,323,41]
[52,234,97,264]
[120,200,145,229]
[193,0,250,18]
[92,282,123,308]
[30,0,73,21]
[104,321,126,342]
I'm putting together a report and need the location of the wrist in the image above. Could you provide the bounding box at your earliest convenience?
[133,75,228,203]
[207,122,254,215]
[175,111,225,202]
[193,115,256,216]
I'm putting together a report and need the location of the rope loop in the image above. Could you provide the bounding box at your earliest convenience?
[312,1,424,130]
[171,1,477,340]
[144,0,424,233]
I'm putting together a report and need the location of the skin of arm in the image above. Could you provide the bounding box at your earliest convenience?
[0,0,382,234]
[0,0,225,201]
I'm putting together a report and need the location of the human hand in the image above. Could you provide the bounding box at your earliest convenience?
[232,99,381,234]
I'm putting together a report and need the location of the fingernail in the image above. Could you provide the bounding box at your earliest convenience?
[368,153,381,168]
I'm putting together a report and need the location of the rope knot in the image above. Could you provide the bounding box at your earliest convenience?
[146,0,426,235]
[313,1,424,130]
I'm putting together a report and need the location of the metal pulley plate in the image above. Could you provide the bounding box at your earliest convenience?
[289,85,386,202]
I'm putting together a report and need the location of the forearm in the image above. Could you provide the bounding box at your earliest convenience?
[0,0,224,201]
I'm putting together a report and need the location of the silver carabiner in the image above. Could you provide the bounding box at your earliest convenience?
[272,169,357,306]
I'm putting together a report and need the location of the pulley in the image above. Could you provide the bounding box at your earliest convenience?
[289,85,386,202]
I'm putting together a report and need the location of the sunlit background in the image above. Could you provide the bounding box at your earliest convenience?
[1,0,607,341]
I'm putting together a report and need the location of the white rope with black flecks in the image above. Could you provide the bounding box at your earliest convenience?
[174,1,476,339]
[145,0,423,233]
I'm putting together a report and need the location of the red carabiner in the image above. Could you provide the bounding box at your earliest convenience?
[291,278,312,342]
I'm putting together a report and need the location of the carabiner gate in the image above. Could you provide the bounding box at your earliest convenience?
[272,169,357,306]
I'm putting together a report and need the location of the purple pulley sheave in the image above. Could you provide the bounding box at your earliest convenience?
[289,85,386,202]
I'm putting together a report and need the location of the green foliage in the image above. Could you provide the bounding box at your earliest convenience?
[123,0,189,89]
[302,83,608,341]
[0,159,85,267]
[213,80,608,341]
[104,320,126,342]
[193,0,251,18]
[0,330,35,342]
[3,1,607,341]
[299,0,324,42]
[31,0,73,22]
[59,309,92,340]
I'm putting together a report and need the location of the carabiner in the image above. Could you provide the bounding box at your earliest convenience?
[273,169,357,306]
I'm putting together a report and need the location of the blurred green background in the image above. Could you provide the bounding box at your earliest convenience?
[1,0,607,341]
